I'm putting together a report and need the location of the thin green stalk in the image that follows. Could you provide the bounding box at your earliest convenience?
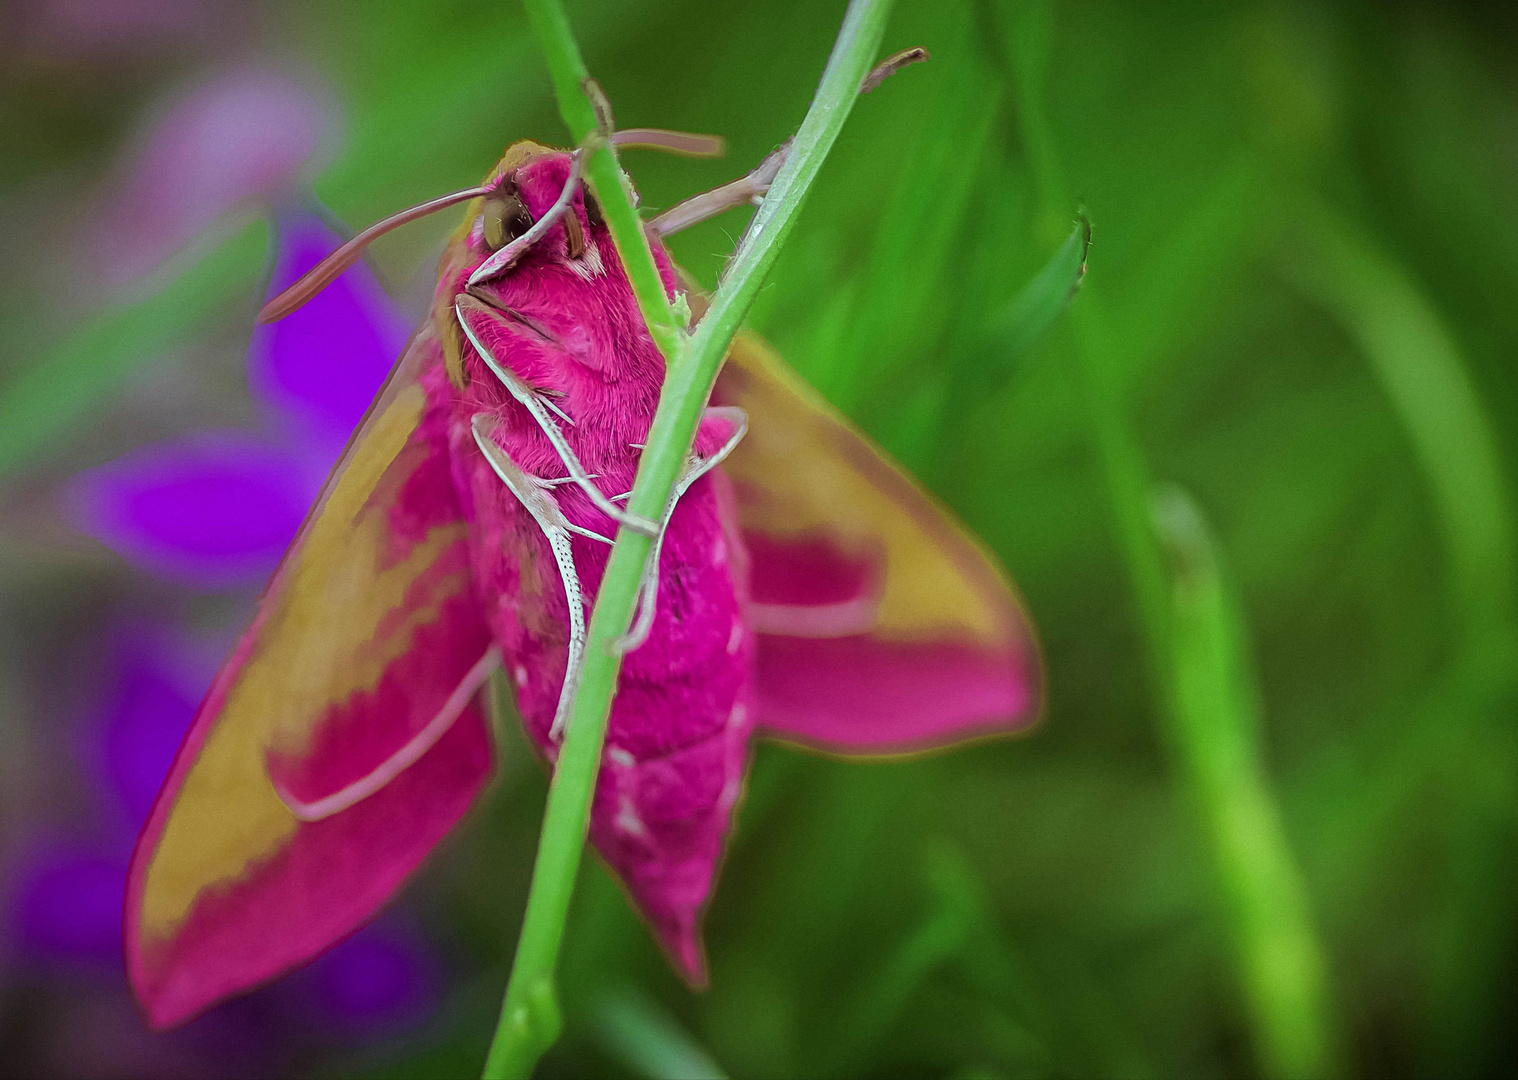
[482,2,893,1076]
[1288,201,1518,1074]
[0,219,268,482]
[1153,486,1335,1080]
[1289,202,1516,647]
[592,986,728,1080]
[521,0,684,362]
[988,0,1173,692]
[988,3,1337,1074]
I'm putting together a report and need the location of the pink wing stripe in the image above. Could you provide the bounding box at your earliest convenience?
[741,532,881,638]
[127,357,496,1029]
[128,704,491,1030]
[271,648,499,821]
[264,584,488,805]
[753,634,1035,754]
[744,532,879,608]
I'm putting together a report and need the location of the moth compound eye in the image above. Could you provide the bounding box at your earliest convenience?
[482,191,534,252]
[583,191,603,229]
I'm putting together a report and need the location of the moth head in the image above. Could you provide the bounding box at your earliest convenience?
[466,145,604,284]
[255,133,713,324]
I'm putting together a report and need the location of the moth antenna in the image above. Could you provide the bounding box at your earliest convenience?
[650,141,789,237]
[860,47,930,94]
[257,185,491,323]
[646,51,927,241]
[611,128,726,158]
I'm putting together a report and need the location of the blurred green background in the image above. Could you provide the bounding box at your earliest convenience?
[3,1,1518,1076]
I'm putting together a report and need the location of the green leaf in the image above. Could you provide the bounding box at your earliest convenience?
[0,219,269,483]
[977,214,1088,383]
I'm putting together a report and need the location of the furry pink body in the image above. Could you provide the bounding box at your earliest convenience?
[439,154,751,980]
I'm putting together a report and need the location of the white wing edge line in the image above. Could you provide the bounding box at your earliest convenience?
[270,647,501,823]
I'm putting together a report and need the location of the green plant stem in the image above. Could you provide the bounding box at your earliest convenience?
[521,0,684,362]
[1154,486,1335,1080]
[592,985,728,1080]
[482,2,893,1076]
[1289,200,1518,1073]
[990,3,1336,1075]
[1290,202,1516,647]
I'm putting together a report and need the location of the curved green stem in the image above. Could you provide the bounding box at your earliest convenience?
[986,2,1338,1074]
[1154,486,1336,1080]
[521,0,685,363]
[482,2,893,1076]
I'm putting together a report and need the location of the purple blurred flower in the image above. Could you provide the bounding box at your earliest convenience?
[249,217,411,457]
[293,921,442,1036]
[32,216,436,1033]
[12,842,126,962]
[64,435,315,590]
[12,628,214,964]
[66,216,404,589]
[81,624,219,834]
[93,69,331,284]
[12,74,441,1067]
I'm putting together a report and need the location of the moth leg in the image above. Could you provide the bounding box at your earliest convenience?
[535,476,613,545]
[648,145,788,237]
[614,406,748,654]
[269,648,501,822]
[456,295,658,538]
[471,414,595,740]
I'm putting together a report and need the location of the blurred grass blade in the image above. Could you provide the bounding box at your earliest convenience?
[592,987,727,1080]
[1288,204,1516,643]
[1289,204,1518,1074]
[990,22,1335,1078]
[0,220,269,483]
[987,0,1173,682]
[987,42,1335,1079]
[822,843,976,1074]
[975,215,1088,385]
[819,5,1002,417]
[1151,484,1337,1080]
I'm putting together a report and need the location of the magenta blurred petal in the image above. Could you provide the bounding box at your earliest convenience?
[248,217,409,455]
[95,69,328,283]
[64,433,315,589]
